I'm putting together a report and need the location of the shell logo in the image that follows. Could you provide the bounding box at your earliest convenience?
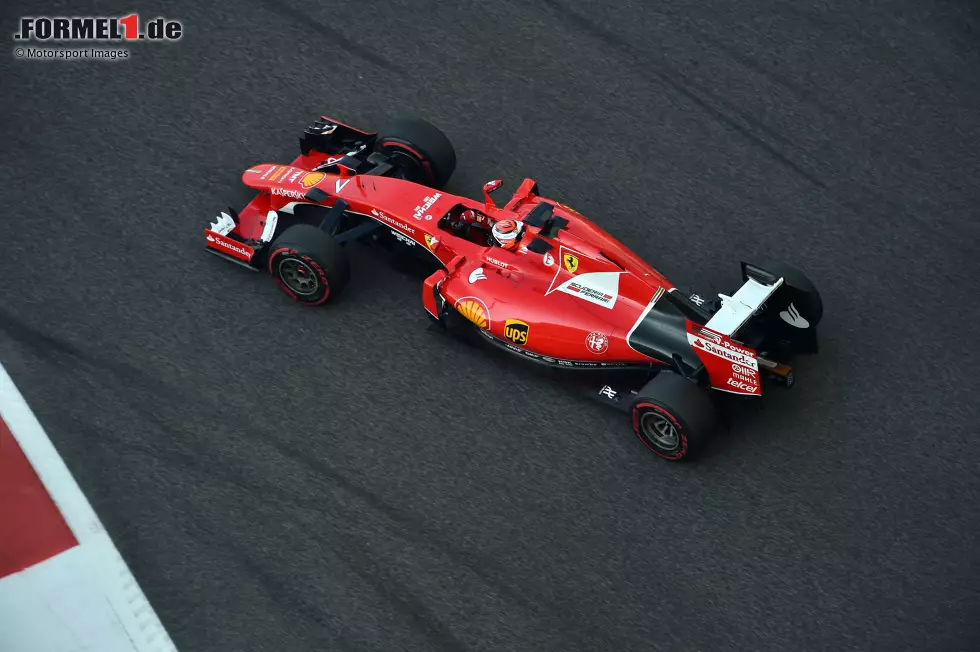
[300,172,326,188]
[456,298,489,329]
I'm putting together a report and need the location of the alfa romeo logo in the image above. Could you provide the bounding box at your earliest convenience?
[585,331,608,354]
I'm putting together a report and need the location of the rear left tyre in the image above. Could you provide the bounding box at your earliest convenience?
[631,372,719,461]
[267,224,350,305]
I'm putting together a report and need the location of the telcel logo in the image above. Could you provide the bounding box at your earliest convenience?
[726,378,757,392]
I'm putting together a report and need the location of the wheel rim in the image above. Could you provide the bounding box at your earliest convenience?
[380,144,429,183]
[640,411,680,451]
[278,258,320,296]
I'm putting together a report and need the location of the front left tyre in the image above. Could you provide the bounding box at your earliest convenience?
[267,224,350,305]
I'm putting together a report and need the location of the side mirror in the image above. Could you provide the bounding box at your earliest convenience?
[483,179,503,208]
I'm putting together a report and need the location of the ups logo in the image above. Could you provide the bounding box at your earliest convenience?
[504,319,530,346]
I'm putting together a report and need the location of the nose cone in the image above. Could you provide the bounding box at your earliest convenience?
[241,164,326,194]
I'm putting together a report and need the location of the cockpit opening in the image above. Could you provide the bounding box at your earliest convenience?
[438,203,494,246]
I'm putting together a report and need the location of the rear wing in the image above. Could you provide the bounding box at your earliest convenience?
[703,262,783,337]
[685,261,817,395]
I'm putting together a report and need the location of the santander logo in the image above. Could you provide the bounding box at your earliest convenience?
[696,338,756,369]
[208,233,253,260]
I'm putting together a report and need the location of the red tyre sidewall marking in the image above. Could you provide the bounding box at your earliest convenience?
[269,248,330,305]
[379,141,435,185]
[300,254,330,305]
[269,247,299,300]
[631,402,689,461]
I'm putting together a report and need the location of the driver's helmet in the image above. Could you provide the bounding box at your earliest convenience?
[490,219,525,251]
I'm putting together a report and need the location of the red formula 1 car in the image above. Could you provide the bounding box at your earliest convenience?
[205,116,823,461]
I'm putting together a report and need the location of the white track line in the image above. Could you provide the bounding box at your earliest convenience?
[0,362,178,652]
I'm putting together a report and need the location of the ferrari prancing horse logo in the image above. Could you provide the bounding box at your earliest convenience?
[563,253,579,274]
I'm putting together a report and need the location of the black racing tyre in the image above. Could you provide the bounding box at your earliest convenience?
[631,372,718,461]
[267,224,350,305]
[763,261,823,328]
[375,117,456,189]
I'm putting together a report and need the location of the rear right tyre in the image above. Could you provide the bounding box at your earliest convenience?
[375,117,457,189]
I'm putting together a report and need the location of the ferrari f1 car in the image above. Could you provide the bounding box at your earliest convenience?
[204,116,823,461]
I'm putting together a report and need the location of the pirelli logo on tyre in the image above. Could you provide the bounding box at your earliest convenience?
[504,319,529,345]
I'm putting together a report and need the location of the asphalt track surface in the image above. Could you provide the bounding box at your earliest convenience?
[2,1,979,651]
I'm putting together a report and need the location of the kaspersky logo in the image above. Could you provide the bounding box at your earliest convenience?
[14,15,183,41]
